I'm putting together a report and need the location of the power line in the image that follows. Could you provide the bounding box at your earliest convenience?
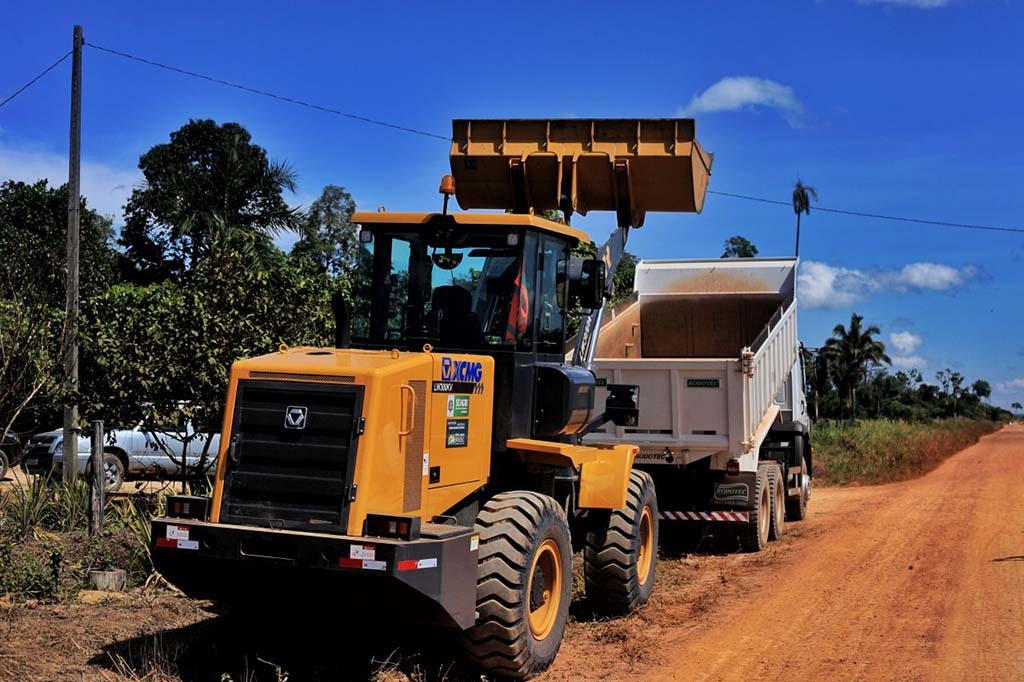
[0,50,72,110]
[18,41,1023,237]
[85,42,452,142]
[708,189,1024,235]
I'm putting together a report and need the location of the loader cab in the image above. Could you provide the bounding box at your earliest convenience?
[349,211,596,446]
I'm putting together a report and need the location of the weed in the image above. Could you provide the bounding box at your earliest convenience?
[1,473,55,539]
[814,419,998,485]
[106,633,183,682]
[47,479,90,532]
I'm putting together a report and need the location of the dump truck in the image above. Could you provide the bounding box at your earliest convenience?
[582,257,812,551]
[150,118,713,679]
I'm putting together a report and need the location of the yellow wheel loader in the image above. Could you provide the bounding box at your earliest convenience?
[151,119,712,679]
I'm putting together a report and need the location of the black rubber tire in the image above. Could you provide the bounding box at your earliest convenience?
[583,470,659,615]
[0,450,8,481]
[767,464,786,541]
[786,455,810,521]
[738,465,770,552]
[464,491,572,680]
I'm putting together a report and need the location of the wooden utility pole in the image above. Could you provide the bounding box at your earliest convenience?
[62,25,84,483]
[89,420,104,535]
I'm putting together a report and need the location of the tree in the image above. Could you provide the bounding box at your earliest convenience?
[802,345,832,421]
[1013,401,1023,414]
[81,249,334,488]
[291,185,358,283]
[792,180,817,257]
[0,180,117,438]
[824,313,891,419]
[721,235,758,258]
[120,119,300,282]
[972,379,991,400]
[936,369,966,417]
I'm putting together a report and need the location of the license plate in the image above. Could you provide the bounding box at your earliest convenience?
[25,459,38,467]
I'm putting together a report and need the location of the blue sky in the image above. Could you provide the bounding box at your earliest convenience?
[2,1,1023,408]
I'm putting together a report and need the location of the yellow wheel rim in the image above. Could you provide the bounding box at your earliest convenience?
[637,506,654,584]
[527,538,562,640]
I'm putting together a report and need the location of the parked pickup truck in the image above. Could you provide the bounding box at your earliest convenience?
[21,423,220,492]
[1,431,22,480]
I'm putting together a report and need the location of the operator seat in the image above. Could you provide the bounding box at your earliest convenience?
[431,285,484,347]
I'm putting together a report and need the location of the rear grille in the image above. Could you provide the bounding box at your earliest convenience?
[220,380,363,533]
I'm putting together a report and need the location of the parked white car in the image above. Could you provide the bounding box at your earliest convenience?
[21,422,220,492]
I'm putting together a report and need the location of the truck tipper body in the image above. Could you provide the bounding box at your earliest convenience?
[583,257,812,549]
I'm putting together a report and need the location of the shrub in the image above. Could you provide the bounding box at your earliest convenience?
[813,419,998,485]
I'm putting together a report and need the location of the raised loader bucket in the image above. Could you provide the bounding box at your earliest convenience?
[450,119,713,227]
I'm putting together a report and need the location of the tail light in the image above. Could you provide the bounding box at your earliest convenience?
[726,458,740,476]
[364,514,421,541]
[165,495,209,521]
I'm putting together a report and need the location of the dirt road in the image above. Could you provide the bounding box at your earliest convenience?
[546,424,1024,681]
[2,426,1020,681]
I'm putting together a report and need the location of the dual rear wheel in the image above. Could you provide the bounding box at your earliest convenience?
[738,463,786,552]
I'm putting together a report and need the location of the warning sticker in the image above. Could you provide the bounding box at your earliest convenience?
[350,544,376,560]
[470,535,480,551]
[446,419,468,448]
[446,395,470,418]
[166,525,189,541]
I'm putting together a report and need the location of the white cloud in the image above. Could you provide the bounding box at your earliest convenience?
[889,331,922,355]
[859,0,950,8]
[798,260,977,309]
[681,76,804,128]
[796,261,869,308]
[880,263,976,291]
[892,355,928,370]
[995,378,1024,393]
[0,146,140,222]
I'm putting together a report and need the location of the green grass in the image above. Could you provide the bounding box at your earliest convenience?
[813,419,1001,485]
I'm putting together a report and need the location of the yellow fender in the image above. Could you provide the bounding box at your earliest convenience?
[506,438,638,510]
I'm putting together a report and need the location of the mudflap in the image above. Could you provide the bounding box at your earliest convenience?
[709,470,757,512]
[151,518,479,629]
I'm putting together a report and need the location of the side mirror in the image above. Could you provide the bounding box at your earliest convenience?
[568,257,607,310]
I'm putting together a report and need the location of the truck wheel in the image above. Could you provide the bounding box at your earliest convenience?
[583,470,659,615]
[786,455,810,521]
[0,450,8,481]
[738,466,770,552]
[464,491,572,680]
[767,464,785,541]
[100,453,124,492]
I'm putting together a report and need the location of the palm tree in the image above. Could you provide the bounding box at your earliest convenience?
[792,180,818,258]
[824,313,891,419]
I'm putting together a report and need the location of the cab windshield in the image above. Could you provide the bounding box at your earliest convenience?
[352,222,567,353]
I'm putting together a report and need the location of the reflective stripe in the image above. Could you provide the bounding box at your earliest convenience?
[339,558,388,571]
[574,509,749,522]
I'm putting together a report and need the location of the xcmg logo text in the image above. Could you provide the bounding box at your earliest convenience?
[441,357,483,383]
